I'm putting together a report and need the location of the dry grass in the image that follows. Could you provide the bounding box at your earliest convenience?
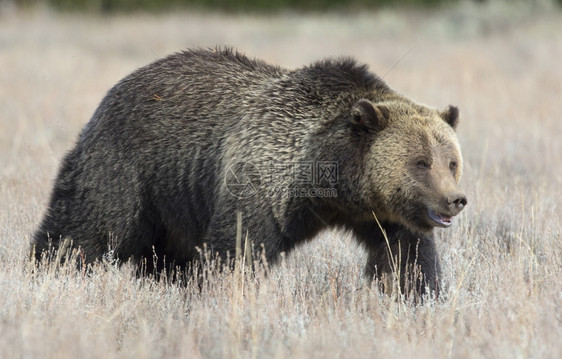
[1,2,561,358]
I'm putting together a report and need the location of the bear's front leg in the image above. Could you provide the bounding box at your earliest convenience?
[358,223,442,299]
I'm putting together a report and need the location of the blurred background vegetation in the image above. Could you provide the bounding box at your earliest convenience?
[9,0,559,13]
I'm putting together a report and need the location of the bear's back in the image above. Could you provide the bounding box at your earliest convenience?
[83,48,285,140]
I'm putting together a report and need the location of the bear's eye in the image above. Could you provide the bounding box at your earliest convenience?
[449,161,457,171]
[417,160,430,169]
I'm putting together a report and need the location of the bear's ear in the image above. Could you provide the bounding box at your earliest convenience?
[350,99,387,132]
[440,105,460,130]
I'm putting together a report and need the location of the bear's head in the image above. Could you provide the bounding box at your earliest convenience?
[348,97,467,233]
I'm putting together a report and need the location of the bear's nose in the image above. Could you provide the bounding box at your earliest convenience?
[447,193,467,214]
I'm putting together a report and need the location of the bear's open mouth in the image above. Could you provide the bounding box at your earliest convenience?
[427,209,453,227]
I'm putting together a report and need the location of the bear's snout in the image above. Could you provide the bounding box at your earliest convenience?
[446,192,467,215]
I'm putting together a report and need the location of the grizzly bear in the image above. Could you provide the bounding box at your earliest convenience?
[33,48,466,296]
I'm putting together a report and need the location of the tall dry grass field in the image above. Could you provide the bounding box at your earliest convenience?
[0,2,560,358]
